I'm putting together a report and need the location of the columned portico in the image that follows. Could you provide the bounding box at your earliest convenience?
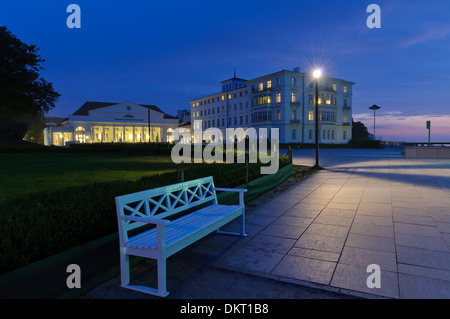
[44,102,179,146]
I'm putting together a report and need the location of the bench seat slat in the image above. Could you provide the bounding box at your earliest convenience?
[127,204,229,245]
[127,204,240,250]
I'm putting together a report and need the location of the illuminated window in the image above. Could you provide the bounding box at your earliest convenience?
[259,83,264,91]
[267,80,272,88]
[344,86,348,93]
[292,110,296,120]
[309,111,313,121]
[267,95,271,104]
[75,126,85,132]
[343,113,348,122]
[277,110,281,121]
[292,78,296,86]
[276,93,281,103]
[291,93,297,102]
[222,95,225,101]
[228,94,231,99]
[333,84,337,91]
[318,97,322,104]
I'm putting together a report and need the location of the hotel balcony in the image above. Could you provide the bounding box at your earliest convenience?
[320,121,336,125]
[320,87,337,93]
[290,102,301,107]
[251,87,273,93]
[290,119,301,125]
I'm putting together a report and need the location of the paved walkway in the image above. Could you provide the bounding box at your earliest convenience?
[85,148,450,299]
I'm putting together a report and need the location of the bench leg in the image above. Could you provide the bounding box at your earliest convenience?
[239,213,246,237]
[119,249,130,286]
[215,212,247,237]
[119,253,169,298]
[157,258,168,297]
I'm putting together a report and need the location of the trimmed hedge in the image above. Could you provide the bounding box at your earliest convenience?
[0,156,290,274]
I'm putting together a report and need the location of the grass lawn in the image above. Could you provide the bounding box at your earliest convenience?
[0,152,189,202]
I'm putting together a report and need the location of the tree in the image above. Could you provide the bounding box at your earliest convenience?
[352,119,369,140]
[0,26,60,125]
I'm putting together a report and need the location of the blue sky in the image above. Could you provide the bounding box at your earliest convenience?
[1,0,450,142]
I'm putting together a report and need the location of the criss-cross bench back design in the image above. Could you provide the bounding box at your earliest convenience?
[115,176,247,297]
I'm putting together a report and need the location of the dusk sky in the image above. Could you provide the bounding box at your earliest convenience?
[1,0,450,142]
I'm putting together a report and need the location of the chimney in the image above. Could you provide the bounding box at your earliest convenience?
[293,67,301,73]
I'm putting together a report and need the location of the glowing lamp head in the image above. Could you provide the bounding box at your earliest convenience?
[313,69,322,79]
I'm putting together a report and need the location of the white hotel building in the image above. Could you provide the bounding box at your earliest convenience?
[189,67,355,144]
[44,101,179,146]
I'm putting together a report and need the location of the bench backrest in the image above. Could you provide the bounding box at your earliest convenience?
[116,176,217,232]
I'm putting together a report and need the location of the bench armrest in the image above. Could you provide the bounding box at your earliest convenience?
[213,188,247,193]
[120,215,171,225]
[213,188,247,206]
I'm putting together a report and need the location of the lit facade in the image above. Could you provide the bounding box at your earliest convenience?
[189,67,355,144]
[44,101,179,146]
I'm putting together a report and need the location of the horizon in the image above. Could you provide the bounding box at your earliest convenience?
[1,0,449,143]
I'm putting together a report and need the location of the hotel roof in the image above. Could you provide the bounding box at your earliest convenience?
[72,101,171,117]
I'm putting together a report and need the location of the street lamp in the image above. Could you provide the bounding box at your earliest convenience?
[313,69,322,169]
[368,104,381,140]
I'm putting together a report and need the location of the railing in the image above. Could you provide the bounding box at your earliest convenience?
[405,142,450,147]
[251,87,273,93]
[320,87,337,93]
[290,120,301,124]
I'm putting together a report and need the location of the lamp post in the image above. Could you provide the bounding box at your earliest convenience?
[369,105,380,140]
[313,69,322,169]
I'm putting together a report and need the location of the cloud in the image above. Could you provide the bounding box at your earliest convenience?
[400,25,450,48]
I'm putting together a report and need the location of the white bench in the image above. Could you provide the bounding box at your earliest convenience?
[115,176,247,297]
